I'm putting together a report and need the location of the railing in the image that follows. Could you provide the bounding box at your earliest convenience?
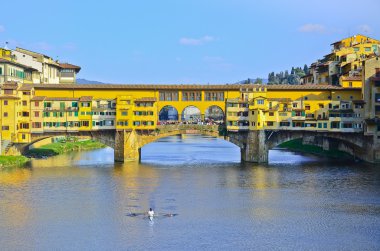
[157,124,225,135]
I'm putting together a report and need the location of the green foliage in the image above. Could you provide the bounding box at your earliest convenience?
[26,140,106,158]
[267,65,309,85]
[0,156,29,168]
[279,139,352,159]
[254,78,263,84]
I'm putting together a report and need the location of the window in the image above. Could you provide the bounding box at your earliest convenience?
[182,91,202,101]
[20,123,29,129]
[376,68,380,78]
[267,122,274,126]
[34,101,39,107]
[349,82,353,87]
[121,111,128,116]
[305,105,310,110]
[375,93,380,103]
[159,91,179,101]
[22,100,27,106]
[32,122,42,128]
[280,122,290,127]
[354,47,359,52]
[319,104,324,108]
[269,112,274,116]
[251,111,255,115]
[3,112,7,117]
[2,126,9,130]
[257,99,264,105]
[81,121,90,127]
[4,90,12,94]
[337,95,341,99]
[365,47,371,52]
[133,121,141,126]
[205,92,224,101]
[292,103,297,108]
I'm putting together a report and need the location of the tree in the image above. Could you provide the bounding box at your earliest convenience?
[254,78,263,84]
[285,70,289,78]
[303,64,309,75]
[287,74,301,85]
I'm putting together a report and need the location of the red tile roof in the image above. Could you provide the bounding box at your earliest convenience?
[59,63,81,72]
[45,97,79,101]
[30,83,358,91]
[31,96,46,101]
[134,97,157,102]
[341,76,362,81]
[79,96,93,101]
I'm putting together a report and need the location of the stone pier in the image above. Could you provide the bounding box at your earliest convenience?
[240,130,268,163]
[114,130,140,162]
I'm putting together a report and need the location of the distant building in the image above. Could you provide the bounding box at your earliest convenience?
[302,34,380,88]
[0,46,81,85]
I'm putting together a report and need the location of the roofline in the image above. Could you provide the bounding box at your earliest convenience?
[16,47,52,59]
[330,34,380,45]
[0,58,39,71]
[30,83,361,91]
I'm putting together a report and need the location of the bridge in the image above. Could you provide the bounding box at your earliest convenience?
[28,124,376,163]
[2,82,380,163]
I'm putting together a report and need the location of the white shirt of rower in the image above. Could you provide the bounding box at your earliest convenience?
[148,210,154,217]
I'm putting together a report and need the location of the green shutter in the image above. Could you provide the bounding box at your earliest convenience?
[301,111,305,116]
[292,111,295,116]
[74,111,78,117]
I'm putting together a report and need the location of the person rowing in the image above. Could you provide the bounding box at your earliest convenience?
[148,208,155,220]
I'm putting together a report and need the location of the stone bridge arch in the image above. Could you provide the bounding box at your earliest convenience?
[233,130,374,163]
[114,124,240,162]
[27,130,116,153]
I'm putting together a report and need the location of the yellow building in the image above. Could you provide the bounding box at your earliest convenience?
[226,85,363,132]
[305,34,380,87]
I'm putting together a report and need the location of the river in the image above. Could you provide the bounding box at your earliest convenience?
[0,135,379,250]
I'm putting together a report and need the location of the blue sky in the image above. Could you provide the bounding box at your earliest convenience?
[1,0,379,84]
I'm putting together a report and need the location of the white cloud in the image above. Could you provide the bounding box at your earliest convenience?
[0,25,5,32]
[179,35,215,46]
[357,24,371,34]
[298,24,326,33]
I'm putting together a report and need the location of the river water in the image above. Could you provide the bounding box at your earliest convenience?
[0,135,379,250]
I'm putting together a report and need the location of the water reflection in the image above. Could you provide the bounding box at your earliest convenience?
[0,135,379,250]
